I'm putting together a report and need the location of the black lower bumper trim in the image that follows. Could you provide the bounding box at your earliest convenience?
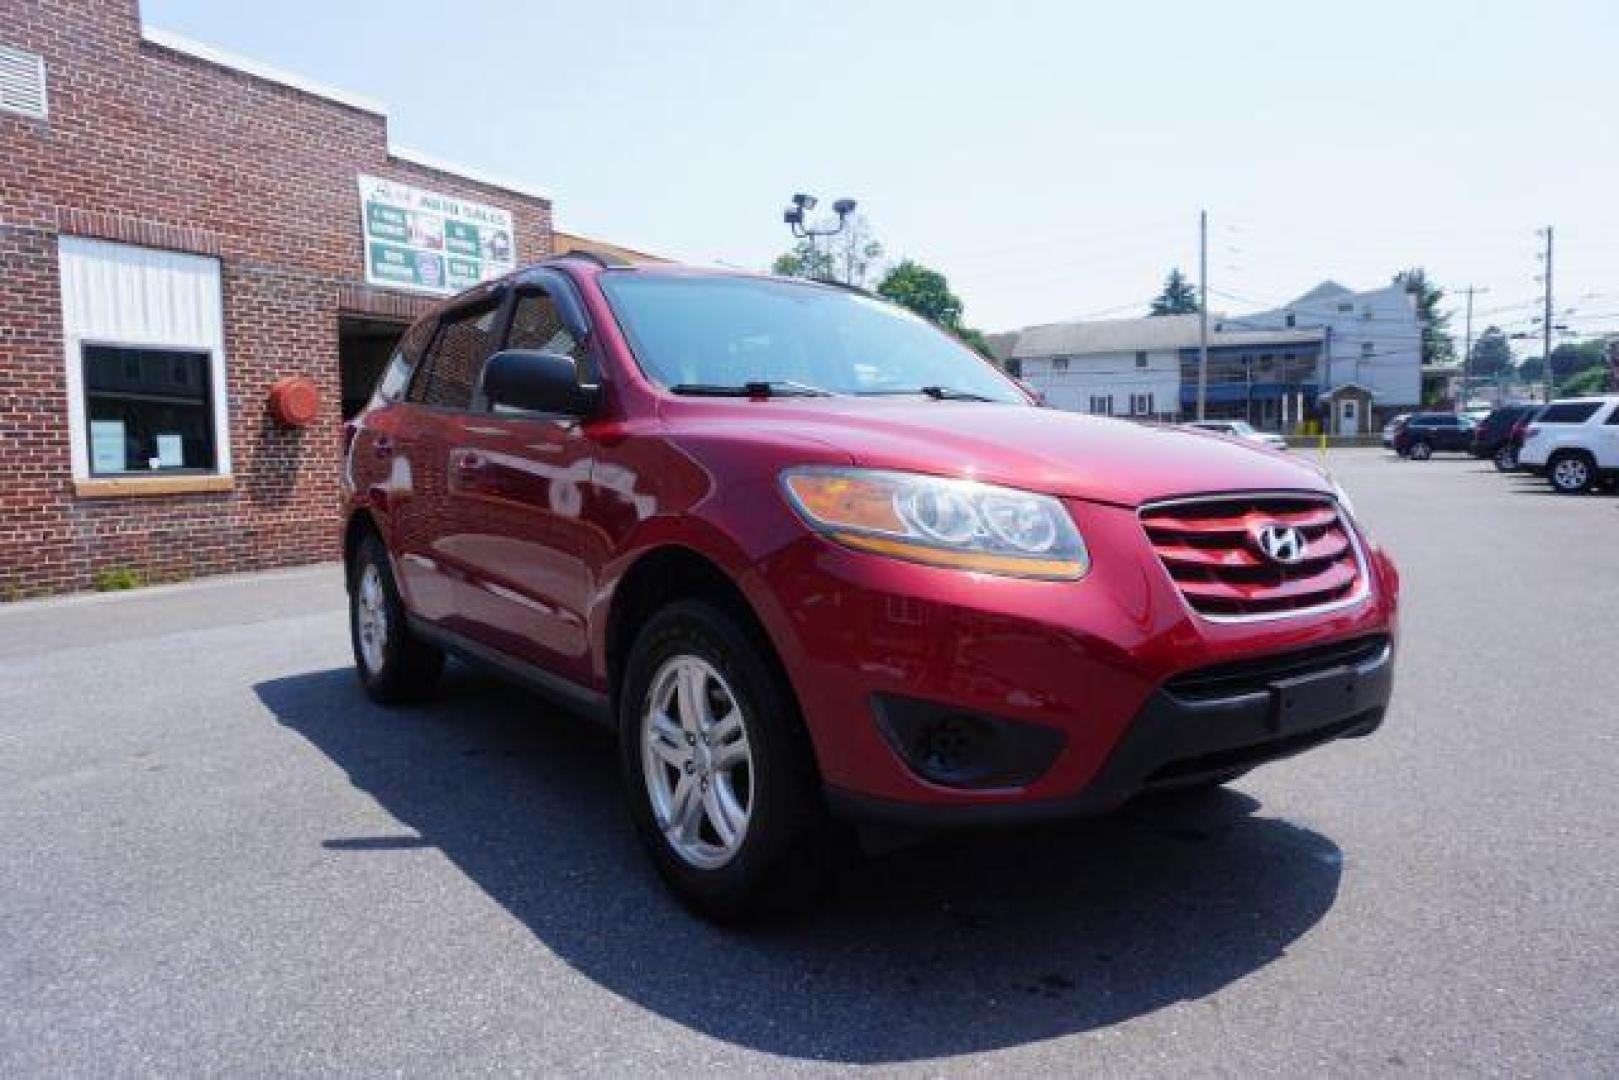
[828,640,1394,829]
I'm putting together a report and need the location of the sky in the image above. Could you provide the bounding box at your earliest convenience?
[143,0,1619,348]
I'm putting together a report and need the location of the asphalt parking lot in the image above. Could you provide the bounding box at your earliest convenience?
[2,448,1615,1076]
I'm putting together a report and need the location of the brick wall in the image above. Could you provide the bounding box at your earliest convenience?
[0,0,553,596]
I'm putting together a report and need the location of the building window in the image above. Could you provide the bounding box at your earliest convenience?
[1130,392,1154,415]
[1134,351,1147,368]
[1089,394,1114,415]
[1052,357,1069,372]
[1285,313,1296,328]
[1005,358,1022,377]
[82,345,216,474]
[0,42,49,120]
[1361,342,1375,359]
[58,237,230,482]
[1337,302,1354,313]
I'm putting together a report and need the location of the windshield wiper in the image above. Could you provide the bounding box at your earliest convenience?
[858,385,996,402]
[669,380,834,398]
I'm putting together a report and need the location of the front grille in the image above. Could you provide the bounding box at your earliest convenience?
[1164,634,1391,702]
[1140,493,1365,619]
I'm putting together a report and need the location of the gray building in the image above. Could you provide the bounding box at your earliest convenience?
[1216,280,1422,429]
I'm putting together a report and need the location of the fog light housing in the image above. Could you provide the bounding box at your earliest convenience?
[871,694,1066,789]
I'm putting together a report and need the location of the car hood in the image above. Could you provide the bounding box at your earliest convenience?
[676,399,1330,507]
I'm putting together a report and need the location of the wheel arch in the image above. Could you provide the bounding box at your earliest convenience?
[605,545,781,704]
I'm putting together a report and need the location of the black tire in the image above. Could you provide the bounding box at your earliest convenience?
[618,599,831,922]
[1493,444,1518,472]
[349,532,445,704]
[1407,441,1433,461]
[1547,452,1595,495]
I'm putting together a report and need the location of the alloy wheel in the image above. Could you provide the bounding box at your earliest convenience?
[355,563,389,674]
[641,655,754,870]
[1552,457,1590,492]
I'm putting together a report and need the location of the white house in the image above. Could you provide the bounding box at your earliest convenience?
[1002,314,1198,418]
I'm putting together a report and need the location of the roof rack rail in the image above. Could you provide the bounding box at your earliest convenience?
[553,248,633,269]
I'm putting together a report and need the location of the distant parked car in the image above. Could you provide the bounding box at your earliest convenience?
[1393,412,1475,460]
[1470,404,1539,469]
[1495,406,1545,472]
[1382,414,1411,448]
[1518,396,1619,493]
[1184,419,1289,451]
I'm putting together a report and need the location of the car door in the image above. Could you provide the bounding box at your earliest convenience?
[388,291,508,630]
[441,274,609,685]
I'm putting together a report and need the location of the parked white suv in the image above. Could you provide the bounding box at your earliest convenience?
[1518,396,1619,494]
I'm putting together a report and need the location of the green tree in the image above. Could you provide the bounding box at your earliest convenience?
[1393,268,1454,364]
[1467,326,1513,379]
[1516,356,1546,384]
[953,325,995,359]
[1559,365,1609,397]
[876,259,964,328]
[772,239,836,281]
[1149,268,1200,316]
[1548,339,1606,385]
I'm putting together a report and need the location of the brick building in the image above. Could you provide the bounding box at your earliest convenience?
[1,0,557,597]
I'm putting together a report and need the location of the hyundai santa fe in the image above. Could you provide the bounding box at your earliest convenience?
[341,253,1400,919]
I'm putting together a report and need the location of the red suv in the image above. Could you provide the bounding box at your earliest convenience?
[342,255,1400,919]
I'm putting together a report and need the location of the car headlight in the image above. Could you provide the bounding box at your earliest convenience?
[779,467,1088,580]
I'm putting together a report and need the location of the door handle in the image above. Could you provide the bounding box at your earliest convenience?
[373,435,395,459]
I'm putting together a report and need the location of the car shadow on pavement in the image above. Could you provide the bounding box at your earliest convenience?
[255,665,1343,1064]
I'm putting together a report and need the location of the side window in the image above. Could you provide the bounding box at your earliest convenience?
[376,318,435,403]
[506,287,594,383]
[1606,404,1619,425]
[409,303,502,409]
[1539,402,1601,424]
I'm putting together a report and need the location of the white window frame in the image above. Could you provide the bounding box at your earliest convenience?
[58,237,232,482]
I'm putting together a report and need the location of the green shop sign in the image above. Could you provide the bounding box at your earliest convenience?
[357,174,516,296]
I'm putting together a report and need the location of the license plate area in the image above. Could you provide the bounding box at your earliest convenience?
[1269,666,1361,733]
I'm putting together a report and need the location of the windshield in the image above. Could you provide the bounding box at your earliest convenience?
[600,274,1027,403]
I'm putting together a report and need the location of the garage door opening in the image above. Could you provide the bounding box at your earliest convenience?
[338,316,408,420]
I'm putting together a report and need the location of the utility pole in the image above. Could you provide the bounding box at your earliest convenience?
[1458,285,1489,409]
[1197,210,1208,420]
[1539,227,1554,402]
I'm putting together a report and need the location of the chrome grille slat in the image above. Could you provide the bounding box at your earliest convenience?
[1140,492,1367,621]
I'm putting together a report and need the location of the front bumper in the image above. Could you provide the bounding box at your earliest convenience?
[747,497,1400,823]
[829,636,1392,827]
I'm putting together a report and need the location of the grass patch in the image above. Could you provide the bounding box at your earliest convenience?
[92,567,146,592]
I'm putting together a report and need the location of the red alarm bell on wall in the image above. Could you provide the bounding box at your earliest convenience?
[267,376,320,428]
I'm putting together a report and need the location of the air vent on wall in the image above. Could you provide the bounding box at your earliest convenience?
[0,43,48,120]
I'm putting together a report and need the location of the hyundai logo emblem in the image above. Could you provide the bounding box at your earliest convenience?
[1253,523,1308,565]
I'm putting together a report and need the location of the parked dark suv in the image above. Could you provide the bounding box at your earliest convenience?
[340,254,1399,919]
[1393,412,1474,460]
[1470,405,1539,471]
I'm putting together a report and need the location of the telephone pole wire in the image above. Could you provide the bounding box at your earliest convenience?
[1197,209,1209,420]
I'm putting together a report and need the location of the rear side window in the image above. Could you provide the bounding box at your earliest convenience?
[409,304,502,409]
[1606,404,1619,425]
[1539,402,1601,424]
[506,287,594,382]
[375,318,435,403]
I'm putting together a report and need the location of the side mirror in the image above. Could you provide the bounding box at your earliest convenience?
[482,350,599,416]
